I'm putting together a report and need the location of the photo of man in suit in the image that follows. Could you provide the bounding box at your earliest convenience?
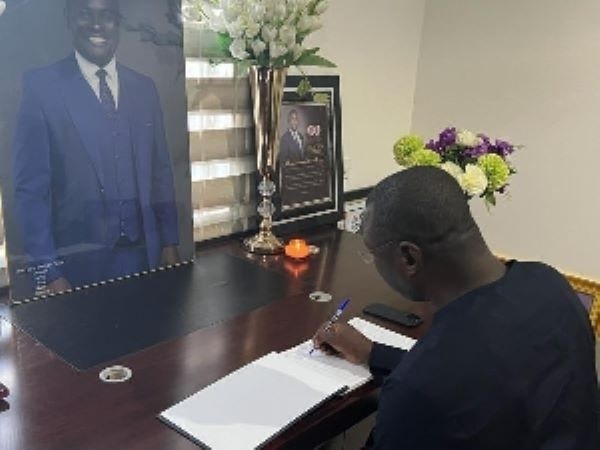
[278,109,305,164]
[12,0,180,296]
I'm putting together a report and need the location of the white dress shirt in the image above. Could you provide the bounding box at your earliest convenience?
[75,51,119,108]
[291,130,302,148]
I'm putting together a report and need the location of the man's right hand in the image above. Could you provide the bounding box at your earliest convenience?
[46,277,72,294]
[312,322,374,365]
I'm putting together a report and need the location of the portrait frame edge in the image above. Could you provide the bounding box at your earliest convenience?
[566,273,600,337]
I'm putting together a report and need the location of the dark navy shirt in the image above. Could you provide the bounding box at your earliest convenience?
[368,261,599,450]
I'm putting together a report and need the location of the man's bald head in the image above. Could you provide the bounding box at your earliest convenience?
[363,166,477,255]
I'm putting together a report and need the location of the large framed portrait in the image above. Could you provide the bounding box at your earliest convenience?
[273,75,343,232]
[0,0,193,302]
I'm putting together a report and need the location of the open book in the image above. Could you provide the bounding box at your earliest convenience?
[280,317,416,391]
[159,317,416,450]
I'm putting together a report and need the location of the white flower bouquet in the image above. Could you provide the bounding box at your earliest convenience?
[393,127,519,207]
[194,0,335,69]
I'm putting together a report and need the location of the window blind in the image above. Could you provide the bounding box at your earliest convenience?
[184,25,257,242]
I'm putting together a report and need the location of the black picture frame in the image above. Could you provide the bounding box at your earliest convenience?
[273,75,343,234]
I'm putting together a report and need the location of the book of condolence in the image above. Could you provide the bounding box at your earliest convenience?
[159,317,416,449]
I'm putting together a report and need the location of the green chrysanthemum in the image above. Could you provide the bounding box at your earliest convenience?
[393,135,425,165]
[477,154,510,190]
[407,148,442,167]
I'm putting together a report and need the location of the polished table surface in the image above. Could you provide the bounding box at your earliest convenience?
[0,228,433,450]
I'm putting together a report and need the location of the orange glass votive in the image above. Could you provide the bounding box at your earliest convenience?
[285,239,310,259]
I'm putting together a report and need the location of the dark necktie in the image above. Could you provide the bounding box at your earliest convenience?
[96,68,116,115]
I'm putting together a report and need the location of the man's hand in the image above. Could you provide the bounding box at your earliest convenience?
[161,246,180,266]
[312,322,374,365]
[46,277,72,294]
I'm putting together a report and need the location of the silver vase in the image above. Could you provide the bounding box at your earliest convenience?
[243,66,288,254]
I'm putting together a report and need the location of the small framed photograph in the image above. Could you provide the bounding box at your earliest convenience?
[273,75,343,232]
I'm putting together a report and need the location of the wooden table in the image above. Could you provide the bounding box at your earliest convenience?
[0,228,433,450]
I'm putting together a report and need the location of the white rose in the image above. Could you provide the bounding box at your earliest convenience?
[306,15,323,32]
[250,39,267,57]
[261,25,278,43]
[269,41,288,59]
[285,0,299,14]
[456,129,482,147]
[276,3,288,19]
[229,38,250,60]
[249,3,266,21]
[291,44,304,61]
[440,161,464,180]
[264,0,279,10]
[206,9,227,33]
[314,0,329,15]
[245,19,261,39]
[222,1,242,23]
[459,164,488,197]
[278,25,296,47]
[295,0,311,8]
[297,14,312,33]
[262,2,276,22]
[226,19,245,39]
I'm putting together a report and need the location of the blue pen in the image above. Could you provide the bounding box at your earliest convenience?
[310,298,351,355]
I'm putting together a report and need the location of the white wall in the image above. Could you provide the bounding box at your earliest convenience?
[302,0,426,190]
[412,0,600,279]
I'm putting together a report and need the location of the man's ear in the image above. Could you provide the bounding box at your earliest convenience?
[396,242,422,276]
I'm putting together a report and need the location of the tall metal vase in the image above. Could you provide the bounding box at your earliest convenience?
[243,66,288,254]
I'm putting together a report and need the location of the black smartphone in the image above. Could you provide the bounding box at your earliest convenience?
[363,303,423,328]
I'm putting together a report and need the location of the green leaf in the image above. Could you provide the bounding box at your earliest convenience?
[201,32,233,59]
[300,47,321,57]
[295,53,336,68]
[313,93,330,104]
[296,77,312,97]
[215,32,233,52]
[484,192,496,211]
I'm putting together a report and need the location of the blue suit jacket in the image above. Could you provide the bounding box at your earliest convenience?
[12,54,179,288]
[278,129,305,163]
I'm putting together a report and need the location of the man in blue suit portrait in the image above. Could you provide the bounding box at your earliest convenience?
[12,0,180,296]
[278,109,306,164]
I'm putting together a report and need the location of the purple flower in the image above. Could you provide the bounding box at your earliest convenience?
[493,139,515,157]
[463,145,488,158]
[425,139,438,151]
[478,134,491,145]
[438,127,457,147]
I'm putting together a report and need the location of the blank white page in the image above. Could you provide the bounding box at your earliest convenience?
[280,317,417,392]
[281,341,372,391]
[348,317,417,350]
[159,352,347,450]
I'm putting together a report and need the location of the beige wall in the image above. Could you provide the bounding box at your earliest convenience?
[412,0,600,279]
[296,0,426,190]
